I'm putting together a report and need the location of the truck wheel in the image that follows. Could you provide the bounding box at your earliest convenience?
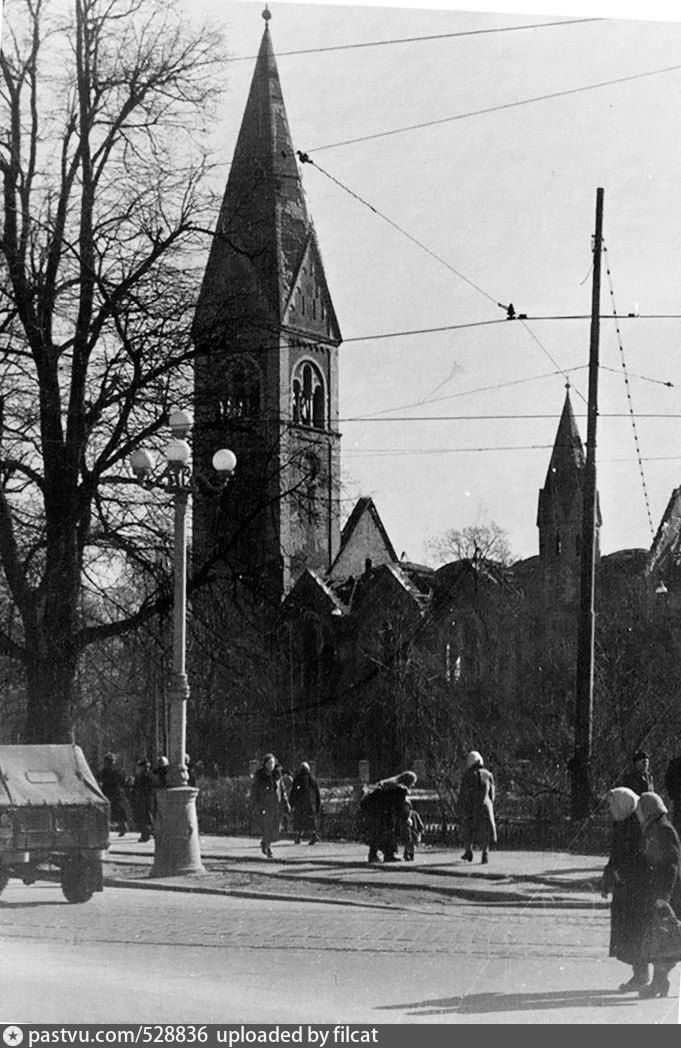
[61,860,94,904]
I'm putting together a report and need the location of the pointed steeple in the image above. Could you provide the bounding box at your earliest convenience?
[539,387,585,520]
[193,12,340,345]
[537,385,601,569]
[192,10,342,600]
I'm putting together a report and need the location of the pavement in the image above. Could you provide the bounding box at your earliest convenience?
[104,833,609,910]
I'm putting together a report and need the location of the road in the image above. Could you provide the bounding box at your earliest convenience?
[1,881,679,1025]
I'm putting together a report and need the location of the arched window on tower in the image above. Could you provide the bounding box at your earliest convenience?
[291,360,325,429]
[219,357,261,420]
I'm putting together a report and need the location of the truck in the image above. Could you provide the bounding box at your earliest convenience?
[0,744,110,903]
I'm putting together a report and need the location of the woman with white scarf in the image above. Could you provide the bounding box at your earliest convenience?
[635,791,681,998]
[601,787,651,991]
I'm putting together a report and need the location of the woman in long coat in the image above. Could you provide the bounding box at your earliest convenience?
[600,787,651,991]
[458,751,496,864]
[250,753,290,858]
[636,791,681,998]
[289,762,321,844]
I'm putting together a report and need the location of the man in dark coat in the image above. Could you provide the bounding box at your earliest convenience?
[360,771,416,863]
[250,753,290,858]
[289,762,321,844]
[97,753,130,836]
[132,759,155,842]
[664,753,681,835]
[622,750,654,796]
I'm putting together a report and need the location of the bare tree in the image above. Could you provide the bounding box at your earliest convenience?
[427,520,514,566]
[0,0,223,741]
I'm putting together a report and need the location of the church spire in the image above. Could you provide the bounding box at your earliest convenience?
[537,386,600,579]
[192,9,342,599]
[193,11,339,346]
[542,385,586,505]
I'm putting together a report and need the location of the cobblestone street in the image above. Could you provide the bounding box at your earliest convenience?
[3,877,679,1025]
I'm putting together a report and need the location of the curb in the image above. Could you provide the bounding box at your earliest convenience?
[102,869,608,911]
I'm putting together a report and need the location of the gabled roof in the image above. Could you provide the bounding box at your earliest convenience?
[283,568,347,617]
[648,485,681,574]
[350,561,430,620]
[328,497,398,583]
[192,17,340,346]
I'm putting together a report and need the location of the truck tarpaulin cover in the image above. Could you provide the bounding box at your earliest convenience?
[0,745,108,809]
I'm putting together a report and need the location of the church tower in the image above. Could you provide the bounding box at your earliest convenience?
[537,386,601,601]
[192,9,342,600]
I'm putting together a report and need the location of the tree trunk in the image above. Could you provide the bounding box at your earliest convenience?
[23,536,81,743]
[24,644,79,743]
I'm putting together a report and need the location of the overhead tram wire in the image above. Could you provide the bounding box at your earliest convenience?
[309,63,681,153]
[227,18,602,62]
[340,412,681,422]
[346,367,591,420]
[345,361,673,422]
[603,245,656,540]
[345,443,557,455]
[298,155,678,409]
[297,152,500,308]
[298,151,580,396]
[517,318,583,405]
[342,314,681,343]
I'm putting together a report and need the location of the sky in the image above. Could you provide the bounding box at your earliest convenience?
[186,0,681,565]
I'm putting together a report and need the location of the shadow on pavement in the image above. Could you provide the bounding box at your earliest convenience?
[377,988,643,1016]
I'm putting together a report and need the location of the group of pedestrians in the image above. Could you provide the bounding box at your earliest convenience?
[602,748,681,999]
[357,750,496,866]
[96,752,191,842]
[250,754,322,858]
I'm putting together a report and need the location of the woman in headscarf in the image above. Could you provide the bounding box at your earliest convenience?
[250,753,290,858]
[457,751,496,864]
[636,791,681,998]
[289,761,322,844]
[600,787,651,991]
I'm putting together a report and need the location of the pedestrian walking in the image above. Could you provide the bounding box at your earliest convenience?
[97,753,131,836]
[250,753,290,858]
[132,758,155,843]
[278,763,294,834]
[636,792,681,998]
[458,751,496,864]
[600,787,651,991]
[621,749,654,796]
[664,751,681,835]
[360,770,416,864]
[289,761,321,844]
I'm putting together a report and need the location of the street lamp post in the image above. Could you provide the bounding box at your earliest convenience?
[130,410,236,877]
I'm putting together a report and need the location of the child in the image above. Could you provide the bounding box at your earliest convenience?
[403,800,425,861]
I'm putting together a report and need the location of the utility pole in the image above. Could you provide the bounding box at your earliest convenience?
[571,187,604,820]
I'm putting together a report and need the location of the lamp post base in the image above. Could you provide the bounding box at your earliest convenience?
[151,787,205,877]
